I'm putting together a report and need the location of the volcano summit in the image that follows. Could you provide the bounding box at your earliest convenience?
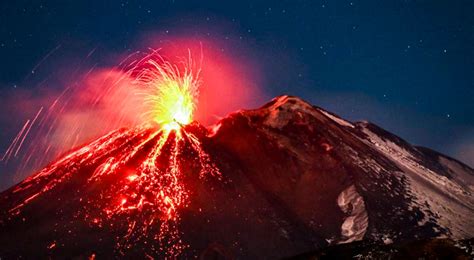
[1,96,473,258]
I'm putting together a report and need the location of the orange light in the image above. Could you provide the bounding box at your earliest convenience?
[127,174,138,181]
[138,54,200,131]
[9,52,222,258]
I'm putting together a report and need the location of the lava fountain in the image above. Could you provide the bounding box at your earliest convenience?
[138,53,199,131]
[7,52,222,257]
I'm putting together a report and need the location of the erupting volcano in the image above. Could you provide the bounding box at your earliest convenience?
[1,54,474,258]
[2,54,223,257]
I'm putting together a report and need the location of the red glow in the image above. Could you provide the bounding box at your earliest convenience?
[144,37,264,125]
[6,54,224,257]
[127,174,138,181]
[9,125,221,256]
[2,37,263,186]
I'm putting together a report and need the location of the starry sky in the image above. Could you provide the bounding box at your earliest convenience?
[0,0,473,185]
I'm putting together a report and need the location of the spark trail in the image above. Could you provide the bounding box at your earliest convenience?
[5,52,222,257]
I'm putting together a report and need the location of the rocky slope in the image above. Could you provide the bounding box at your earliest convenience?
[0,95,473,258]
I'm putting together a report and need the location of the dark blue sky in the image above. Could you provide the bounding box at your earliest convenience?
[0,0,473,172]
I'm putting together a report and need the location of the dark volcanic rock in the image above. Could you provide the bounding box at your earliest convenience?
[0,95,473,258]
[291,238,474,259]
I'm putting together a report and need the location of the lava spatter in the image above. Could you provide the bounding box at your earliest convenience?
[5,53,222,257]
[92,126,221,256]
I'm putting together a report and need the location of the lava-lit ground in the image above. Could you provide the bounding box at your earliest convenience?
[4,122,221,257]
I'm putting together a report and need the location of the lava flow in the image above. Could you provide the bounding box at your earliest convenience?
[6,53,222,257]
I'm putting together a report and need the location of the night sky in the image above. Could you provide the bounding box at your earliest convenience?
[0,0,473,188]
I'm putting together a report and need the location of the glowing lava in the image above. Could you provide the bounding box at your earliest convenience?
[7,53,221,257]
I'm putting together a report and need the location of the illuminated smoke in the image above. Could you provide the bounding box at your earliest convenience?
[1,38,263,185]
[7,53,222,257]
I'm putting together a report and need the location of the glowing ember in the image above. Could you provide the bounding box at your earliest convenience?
[6,53,221,257]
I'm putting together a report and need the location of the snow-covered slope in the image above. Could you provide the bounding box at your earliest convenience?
[355,121,474,239]
[235,95,474,243]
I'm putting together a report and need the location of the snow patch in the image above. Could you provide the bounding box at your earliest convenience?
[319,109,354,128]
[382,235,393,245]
[438,157,474,192]
[337,185,369,244]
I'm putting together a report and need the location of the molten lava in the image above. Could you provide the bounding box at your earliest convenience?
[7,53,221,257]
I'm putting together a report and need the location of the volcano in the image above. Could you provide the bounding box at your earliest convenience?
[1,96,473,258]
